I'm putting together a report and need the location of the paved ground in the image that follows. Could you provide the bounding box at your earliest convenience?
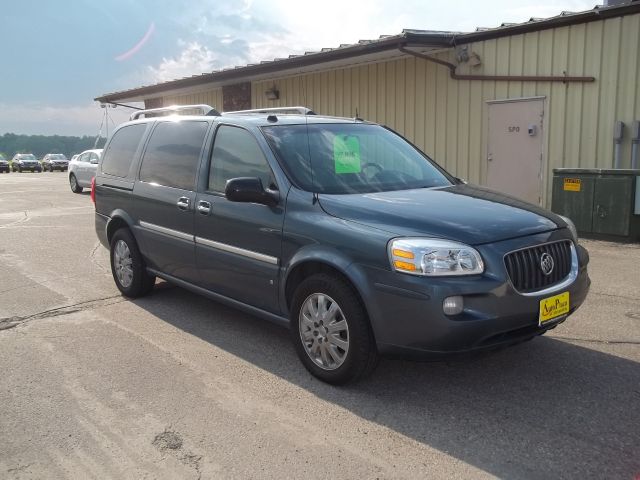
[0,173,638,480]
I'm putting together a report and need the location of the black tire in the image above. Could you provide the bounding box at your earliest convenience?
[109,228,155,298]
[289,273,378,384]
[69,174,83,193]
[49,165,53,172]
[18,167,22,173]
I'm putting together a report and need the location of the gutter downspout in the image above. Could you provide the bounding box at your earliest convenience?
[631,121,639,170]
[398,45,595,83]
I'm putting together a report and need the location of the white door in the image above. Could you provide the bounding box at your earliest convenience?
[486,98,544,205]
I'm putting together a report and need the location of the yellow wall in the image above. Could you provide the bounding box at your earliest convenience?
[250,13,640,206]
[163,88,224,111]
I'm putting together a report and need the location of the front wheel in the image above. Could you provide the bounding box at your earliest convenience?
[290,273,378,384]
[69,174,83,193]
[109,228,155,298]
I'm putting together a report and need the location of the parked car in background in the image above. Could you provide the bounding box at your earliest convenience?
[0,154,9,173]
[11,153,42,172]
[42,153,69,172]
[68,149,102,193]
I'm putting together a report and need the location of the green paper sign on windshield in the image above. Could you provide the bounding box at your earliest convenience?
[334,135,361,174]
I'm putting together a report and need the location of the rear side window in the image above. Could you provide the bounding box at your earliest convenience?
[101,124,146,177]
[209,125,274,193]
[139,121,208,191]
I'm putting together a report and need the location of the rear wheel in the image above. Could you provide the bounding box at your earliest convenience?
[109,228,155,298]
[49,165,53,172]
[290,273,378,384]
[69,174,83,193]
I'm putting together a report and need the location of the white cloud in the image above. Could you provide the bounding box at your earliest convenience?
[147,41,218,83]
[0,102,139,136]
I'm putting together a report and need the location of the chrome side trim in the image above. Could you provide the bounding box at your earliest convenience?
[504,241,579,297]
[195,236,279,265]
[139,221,194,242]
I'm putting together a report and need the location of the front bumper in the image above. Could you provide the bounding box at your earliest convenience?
[355,230,590,358]
[0,165,9,172]
[47,163,68,170]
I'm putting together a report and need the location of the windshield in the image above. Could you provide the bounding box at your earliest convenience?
[49,154,67,160]
[17,154,37,160]
[262,123,452,194]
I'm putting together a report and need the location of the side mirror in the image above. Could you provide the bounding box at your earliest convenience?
[225,177,279,206]
[90,159,99,164]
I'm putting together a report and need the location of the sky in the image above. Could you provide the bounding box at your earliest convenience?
[0,0,597,137]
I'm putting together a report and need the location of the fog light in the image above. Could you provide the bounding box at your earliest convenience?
[443,296,464,316]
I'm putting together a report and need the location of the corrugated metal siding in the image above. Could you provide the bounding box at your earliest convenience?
[250,13,640,206]
[163,88,223,111]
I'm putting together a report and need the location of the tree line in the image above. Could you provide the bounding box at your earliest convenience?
[0,133,106,159]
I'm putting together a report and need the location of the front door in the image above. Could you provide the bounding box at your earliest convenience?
[194,124,284,314]
[487,98,544,205]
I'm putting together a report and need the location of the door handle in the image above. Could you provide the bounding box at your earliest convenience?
[197,200,211,215]
[176,196,190,211]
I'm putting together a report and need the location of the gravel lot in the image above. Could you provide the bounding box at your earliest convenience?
[0,173,638,479]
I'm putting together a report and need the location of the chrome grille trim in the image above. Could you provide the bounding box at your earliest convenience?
[504,240,578,296]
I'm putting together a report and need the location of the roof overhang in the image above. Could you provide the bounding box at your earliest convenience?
[95,31,454,103]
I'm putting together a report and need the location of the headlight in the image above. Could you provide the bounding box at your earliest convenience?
[559,215,578,241]
[388,238,484,276]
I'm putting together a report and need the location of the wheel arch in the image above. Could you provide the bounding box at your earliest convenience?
[282,247,373,321]
[106,209,136,245]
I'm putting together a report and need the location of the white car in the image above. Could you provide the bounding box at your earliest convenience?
[68,149,102,193]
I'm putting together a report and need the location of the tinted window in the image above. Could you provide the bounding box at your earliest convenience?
[79,153,89,162]
[262,124,452,194]
[139,121,208,190]
[209,125,274,193]
[101,124,146,177]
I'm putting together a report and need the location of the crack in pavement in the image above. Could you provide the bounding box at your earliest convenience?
[0,210,29,229]
[89,241,109,273]
[552,335,640,346]
[0,294,125,331]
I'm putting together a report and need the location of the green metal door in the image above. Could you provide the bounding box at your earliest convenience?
[593,177,632,236]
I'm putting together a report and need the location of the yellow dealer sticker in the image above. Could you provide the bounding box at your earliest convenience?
[539,291,570,325]
[563,178,581,192]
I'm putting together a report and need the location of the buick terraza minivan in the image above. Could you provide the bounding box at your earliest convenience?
[94,105,590,384]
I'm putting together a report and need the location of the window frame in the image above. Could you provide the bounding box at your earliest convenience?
[204,123,278,196]
[135,119,211,192]
[100,123,148,178]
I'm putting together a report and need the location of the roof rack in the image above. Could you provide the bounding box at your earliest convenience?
[223,106,316,116]
[129,104,221,121]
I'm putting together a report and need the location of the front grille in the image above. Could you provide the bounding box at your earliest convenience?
[504,240,572,293]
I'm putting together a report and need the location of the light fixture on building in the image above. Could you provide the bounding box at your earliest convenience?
[469,52,482,67]
[265,86,279,100]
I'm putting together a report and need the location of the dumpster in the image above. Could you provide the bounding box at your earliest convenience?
[552,168,640,242]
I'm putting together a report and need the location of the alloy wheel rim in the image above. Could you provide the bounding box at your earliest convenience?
[299,293,349,370]
[113,240,134,288]
[70,176,77,189]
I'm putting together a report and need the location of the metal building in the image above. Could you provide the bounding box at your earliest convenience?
[95,2,640,207]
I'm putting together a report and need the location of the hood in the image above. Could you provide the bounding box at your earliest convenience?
[318,184,563,245]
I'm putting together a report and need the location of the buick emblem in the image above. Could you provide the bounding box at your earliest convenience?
[540,253,554,276]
